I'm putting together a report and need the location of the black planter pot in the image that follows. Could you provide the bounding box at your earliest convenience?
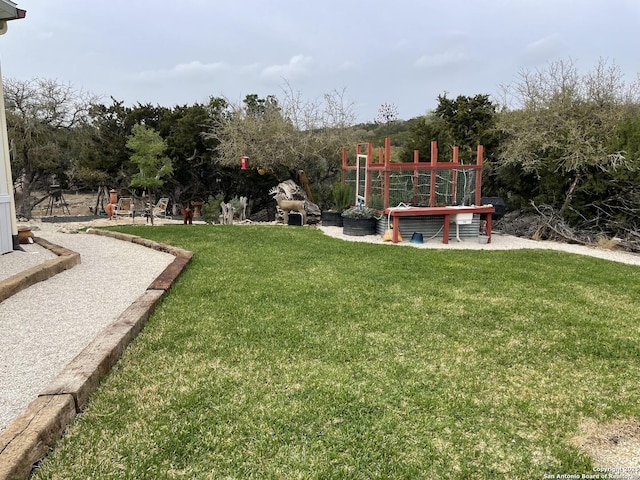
[342,216,377,236]
[321,210,343,227]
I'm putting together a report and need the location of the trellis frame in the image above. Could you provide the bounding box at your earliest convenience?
[342,138,485,211]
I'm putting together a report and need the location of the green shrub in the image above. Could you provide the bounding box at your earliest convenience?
[229,196,246,219]
[367,193,384,210]
[328,182,352,212]
[201,193,224,224]
[341,206,376,219]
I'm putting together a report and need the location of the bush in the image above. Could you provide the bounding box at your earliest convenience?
[341,206,376,219]
[201,193,225,224]
[367,193,384,210]
[328,182,353,212]
[229,196,246,219]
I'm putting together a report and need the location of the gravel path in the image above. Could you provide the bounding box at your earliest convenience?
[0,223,175,432]
[0,241,58,282]
[319,226,640,266]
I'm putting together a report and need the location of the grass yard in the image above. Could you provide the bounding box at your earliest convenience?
[32,225,640,479]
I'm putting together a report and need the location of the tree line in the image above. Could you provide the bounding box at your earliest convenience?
[5,59,640,245]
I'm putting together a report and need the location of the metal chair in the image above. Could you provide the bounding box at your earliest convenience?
[152,197,170,219]
[114,197,133,218]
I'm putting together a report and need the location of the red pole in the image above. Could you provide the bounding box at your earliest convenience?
[429,141,438,207]
[452,146,459,205]
[413,149,419,203]
[383,137,391,209]
[385,137,390,164]
[475,145,484,205]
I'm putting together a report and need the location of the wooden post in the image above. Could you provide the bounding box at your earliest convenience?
[475,145,484,206]
[413,149,419,204]
[452,146,459,205]
[429,141,438,207]
[383,141,391,210]
[384,137,390,165]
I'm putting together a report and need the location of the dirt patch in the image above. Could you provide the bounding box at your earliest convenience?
[12,191,190,231]
[570,418,640,468]
[18,190,175,219]
[25,190,115,218]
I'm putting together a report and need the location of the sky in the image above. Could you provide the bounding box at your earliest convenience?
[0,0,639,123]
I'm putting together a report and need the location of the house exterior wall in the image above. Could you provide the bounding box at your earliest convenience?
[0,64,17,254]
[0,1,24,253]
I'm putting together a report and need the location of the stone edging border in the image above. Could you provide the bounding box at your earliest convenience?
[0,238,81,304]
[0,229,193,480]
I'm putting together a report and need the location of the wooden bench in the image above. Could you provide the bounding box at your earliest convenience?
[386,205,496,244]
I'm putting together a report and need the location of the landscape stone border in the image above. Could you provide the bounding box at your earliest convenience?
[0,229,193,480]
[0,238,80,304]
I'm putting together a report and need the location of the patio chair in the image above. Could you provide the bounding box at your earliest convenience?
[114,197,133,218]
[152,197,170,218]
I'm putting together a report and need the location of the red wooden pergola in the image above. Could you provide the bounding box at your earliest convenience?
[341,137,485,210]
[340,138,494,244]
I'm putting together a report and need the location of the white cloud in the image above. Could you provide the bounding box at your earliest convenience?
[338,60,358,71]
[130,60,260,83]
[260,54,313,81]
[414,33,469,70]
[172,61,227,74]
[414,50,467,69]
[520,34,566,65]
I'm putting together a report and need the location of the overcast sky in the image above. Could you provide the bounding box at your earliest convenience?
[1,0,639,123]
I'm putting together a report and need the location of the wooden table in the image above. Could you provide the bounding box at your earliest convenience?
[386,206,496,244]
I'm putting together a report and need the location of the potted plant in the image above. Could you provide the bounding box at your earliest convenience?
[341,206,378,236]
[321,182,352,227]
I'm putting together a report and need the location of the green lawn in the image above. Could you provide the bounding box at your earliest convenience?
[33,226,640,479]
